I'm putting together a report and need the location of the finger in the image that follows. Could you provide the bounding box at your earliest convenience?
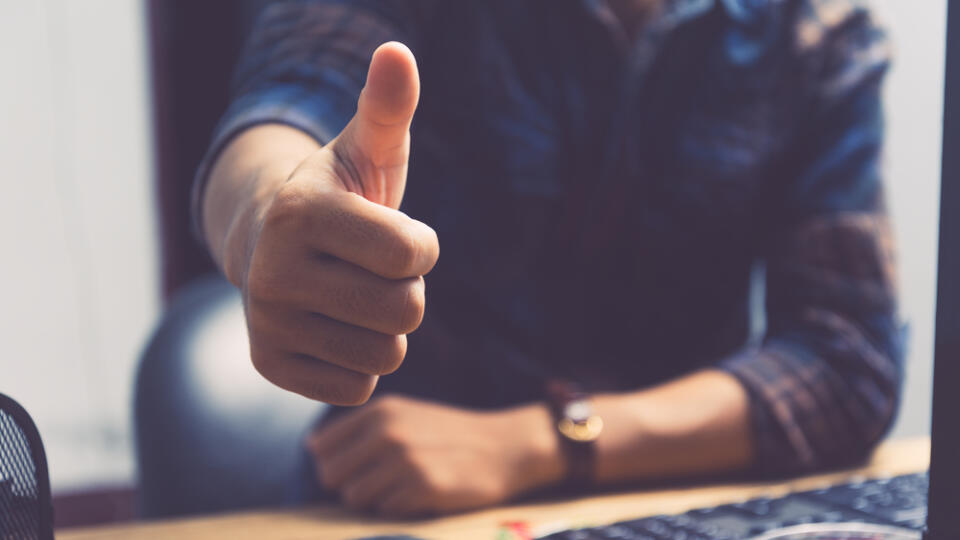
[262,172,439,280]
[340,457,408,510]
[318,425,388,489]
[263,181,439,279]
[249,251,425,335]
[250,304,407,376]
[311,190,439,280]
[377,483,431,517]
[310,257,425,335]
[338,41,419,170]
[309,403,382,456]
[249,342,377,406]
[328,42,419,209]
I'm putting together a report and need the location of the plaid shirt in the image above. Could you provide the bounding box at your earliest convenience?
[197,0,903,476]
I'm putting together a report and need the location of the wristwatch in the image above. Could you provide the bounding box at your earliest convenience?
[546,380,604,487]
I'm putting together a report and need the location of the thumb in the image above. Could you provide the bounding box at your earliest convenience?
[332,41,420,208]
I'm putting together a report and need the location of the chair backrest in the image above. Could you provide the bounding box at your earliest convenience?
[0,393,53,540]
[135,276,324,517]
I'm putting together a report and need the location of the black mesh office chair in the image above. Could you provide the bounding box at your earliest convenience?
[0,393,54,540]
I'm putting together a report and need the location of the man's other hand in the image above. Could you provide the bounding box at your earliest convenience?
[307,395,565,516]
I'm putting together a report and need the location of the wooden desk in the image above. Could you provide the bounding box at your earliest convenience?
[59,437,929,540]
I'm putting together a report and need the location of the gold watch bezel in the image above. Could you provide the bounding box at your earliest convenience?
[557,415,604,442]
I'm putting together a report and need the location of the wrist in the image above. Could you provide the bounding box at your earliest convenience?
[495,404,567,497]
[202,124,321,284]
[217,162,292,287]
[547,383,604,489]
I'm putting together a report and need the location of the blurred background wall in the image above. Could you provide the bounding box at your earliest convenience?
[0,0,158,501]
[874,0,947,439]
[0,0,947,519]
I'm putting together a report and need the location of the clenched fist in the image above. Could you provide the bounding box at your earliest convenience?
[203,42,438,405]
[307,395,564,516]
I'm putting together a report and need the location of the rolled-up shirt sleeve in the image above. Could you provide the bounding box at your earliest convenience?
[191,0,434,240]
[719,6,903,475]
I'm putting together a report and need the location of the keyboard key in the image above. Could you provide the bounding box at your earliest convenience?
[732,498,773,516]
[596,525,636,539]
[549,529,605,540]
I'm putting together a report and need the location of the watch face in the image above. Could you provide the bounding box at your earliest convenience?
[563,400,592,422]
[750,523,920,540]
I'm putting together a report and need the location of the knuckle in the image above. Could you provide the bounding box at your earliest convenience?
[397,278,426,334]
[330,373,377,406]
[266,183,312,230]
[304,378,347,404]
[379,335,407,374]
[380,428,406,451]
[290,363,374,405]
[420,223,440,272]
[349,333,406,376]
[386,225,421,277]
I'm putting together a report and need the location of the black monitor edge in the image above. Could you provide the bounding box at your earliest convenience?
[924,2,960,539]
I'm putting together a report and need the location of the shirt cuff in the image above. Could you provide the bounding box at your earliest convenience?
[718,345,815,477]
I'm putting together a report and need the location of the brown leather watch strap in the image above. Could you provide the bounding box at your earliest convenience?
[546,380,602,488]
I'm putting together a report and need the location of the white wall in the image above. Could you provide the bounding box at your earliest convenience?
[0,2,157,492]
[872,0,947,439]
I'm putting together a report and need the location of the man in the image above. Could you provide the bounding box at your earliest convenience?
[196,0,902,517]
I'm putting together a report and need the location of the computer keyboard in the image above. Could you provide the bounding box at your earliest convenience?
[537,472,928,539]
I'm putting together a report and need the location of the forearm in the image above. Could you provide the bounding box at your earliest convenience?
[592,369,753,484]
[202,124,321,283]
[513,370,754,491]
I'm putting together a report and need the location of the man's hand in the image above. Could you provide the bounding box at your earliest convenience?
[306,395,565,517]
[203,42,439,405]
[306,372,754,516]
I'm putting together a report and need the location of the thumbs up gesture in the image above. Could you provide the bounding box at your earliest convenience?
[208,43,439,405]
